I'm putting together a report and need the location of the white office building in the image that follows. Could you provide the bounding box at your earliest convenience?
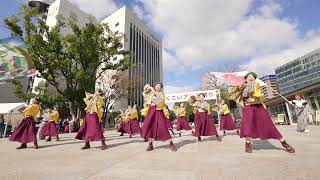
[100,6,163,110]
[45,0,93,32]
[28,0,93,94]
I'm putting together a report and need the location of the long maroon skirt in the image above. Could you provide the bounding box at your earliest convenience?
[194,112,218,137]
[9,117,36,144]
[176,116,192,131]
[75,113,105,141]
[118,121,127,133]
[41,121,58,137]
[166,118,173,129]
[123,121,131,133]
[127,119,142,135]
[220,113,237,131]
[240,104,282,140]
[141,106,171,141]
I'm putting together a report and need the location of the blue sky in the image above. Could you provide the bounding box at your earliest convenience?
[1,0,320,93]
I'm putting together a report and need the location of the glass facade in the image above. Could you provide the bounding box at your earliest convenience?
[275,48,320,94]
[129,23,161,107]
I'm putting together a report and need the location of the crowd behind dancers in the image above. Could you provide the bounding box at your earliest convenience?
[8,72,298,154]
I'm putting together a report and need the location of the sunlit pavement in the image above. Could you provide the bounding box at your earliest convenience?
[0,125,319,180]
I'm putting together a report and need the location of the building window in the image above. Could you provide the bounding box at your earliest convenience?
[115,22,119,27]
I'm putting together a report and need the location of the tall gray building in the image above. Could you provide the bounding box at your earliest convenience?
[100,6,163,109]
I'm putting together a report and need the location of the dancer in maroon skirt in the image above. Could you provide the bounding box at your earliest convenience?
[126,105,142,138]
[191,94,221,142]
[117,110,128,136]
[41,107,60,141]
[237,72,295,153]
[217,100,239,136]
[75,90,107,150]
[141,82,177,151]
[174,103,192,137]
[9,97,40,149]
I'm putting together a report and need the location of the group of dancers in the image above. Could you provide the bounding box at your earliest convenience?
[8,72,295,153]
[117,105,142,138]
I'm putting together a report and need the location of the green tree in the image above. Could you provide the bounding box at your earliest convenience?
[11,79,70,118]
[4,5,130,116]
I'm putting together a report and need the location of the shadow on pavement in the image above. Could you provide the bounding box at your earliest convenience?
[106,135,140,141]
[203,136,223,142]
[107,139,144,149]
[252,140,284,151]
[156,139,196,150]
[38,141,84,149]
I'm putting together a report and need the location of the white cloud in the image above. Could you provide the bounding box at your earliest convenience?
[244,34,320,76]
[258,0,283,18]
[137,0,308,74]
[132,5,144,20]
[163,49,178,69]
[162,49,187,74]
[68,0,119,20]
[65,0,320,78]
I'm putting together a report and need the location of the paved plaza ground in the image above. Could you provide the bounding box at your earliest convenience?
[0,125,319,180]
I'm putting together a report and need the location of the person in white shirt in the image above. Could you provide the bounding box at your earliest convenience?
[291,94,310,133]
[37,109,50,140]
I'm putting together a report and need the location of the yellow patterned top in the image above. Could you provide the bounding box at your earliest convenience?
[124,108,131,123]
[24,104,40,120]
[178,107,186,117]
[163,107,170,119]
[84,94,104,121]
[218,104,230,115]
[80,118,84,126]
[239,81,266,108]
[130,109,139,120]
[141,92,153,117]
[141,104,149,117]
[152,92,165,110]
[49,110,60,123]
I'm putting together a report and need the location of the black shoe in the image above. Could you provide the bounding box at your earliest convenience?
[169,141,177,152]
[198,136,202,142]
[101,140,107,150]
[146,142,154,151]
[245,142,252,153]
[216,135,222,142]
[34,141,39,149]
[81,142,90,150]
[281,141,295,153]
[17,143,27,149]
[46,137,51,142]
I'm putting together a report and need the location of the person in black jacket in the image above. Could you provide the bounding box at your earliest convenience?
[0,114,5,138]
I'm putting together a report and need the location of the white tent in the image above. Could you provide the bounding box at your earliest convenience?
[0,103,26,114]
[0,103,27,137]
